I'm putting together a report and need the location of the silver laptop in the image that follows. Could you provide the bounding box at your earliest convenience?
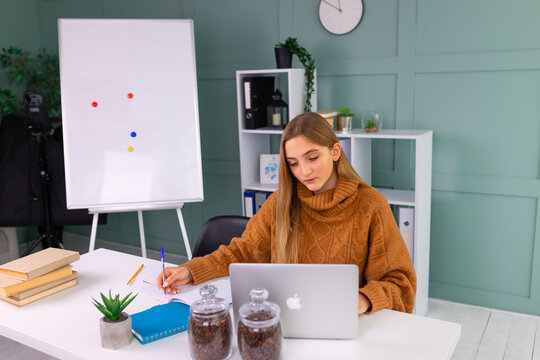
[229,263,359,339]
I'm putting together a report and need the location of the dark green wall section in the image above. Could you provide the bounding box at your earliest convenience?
[2,0,540,315]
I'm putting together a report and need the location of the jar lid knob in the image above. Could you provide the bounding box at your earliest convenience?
[200,284,217,300]
[249,288,268,304]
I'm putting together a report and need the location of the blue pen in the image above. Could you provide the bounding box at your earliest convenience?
[161,247,166,295]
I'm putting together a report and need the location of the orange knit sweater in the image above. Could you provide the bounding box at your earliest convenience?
[184,178,417,314]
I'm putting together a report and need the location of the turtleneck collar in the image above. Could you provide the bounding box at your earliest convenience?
[296,177,360,216]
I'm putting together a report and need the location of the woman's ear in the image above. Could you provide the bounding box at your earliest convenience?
[332,142,342,161]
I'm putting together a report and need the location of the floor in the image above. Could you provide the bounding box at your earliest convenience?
[427,298,540,360]
[2,237,540,359]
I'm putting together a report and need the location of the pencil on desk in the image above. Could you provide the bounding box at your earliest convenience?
[127,264,144,285]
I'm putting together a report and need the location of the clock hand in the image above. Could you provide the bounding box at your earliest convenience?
[321,0,342,12]
[338,0,342,11]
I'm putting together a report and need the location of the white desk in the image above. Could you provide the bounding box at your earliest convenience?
[0,249,461,360]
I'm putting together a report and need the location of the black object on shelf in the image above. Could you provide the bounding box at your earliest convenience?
[274,47,292,69]
[243,77,275,129]
[267,89,288,129]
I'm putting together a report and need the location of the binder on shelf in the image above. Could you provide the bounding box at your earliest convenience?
[243,191,256,217]
[255,192,267,213]
[243,76,275,129]
[398,207,414,262]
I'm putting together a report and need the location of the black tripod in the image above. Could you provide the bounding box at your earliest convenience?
[22,91,63,257]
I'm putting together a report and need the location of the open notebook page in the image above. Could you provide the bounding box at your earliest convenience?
[137,262,231,305]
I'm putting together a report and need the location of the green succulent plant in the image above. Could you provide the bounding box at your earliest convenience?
[92,290,137,322]
[338,107,354,117]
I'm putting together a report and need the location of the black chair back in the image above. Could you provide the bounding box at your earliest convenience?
[192,215,250,257]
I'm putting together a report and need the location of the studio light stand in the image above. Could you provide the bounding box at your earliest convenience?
[21,91,64,257]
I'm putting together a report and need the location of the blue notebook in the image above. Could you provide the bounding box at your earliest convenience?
[131,301,190,344]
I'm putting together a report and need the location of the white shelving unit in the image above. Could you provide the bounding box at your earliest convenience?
[235,70,432,316]
[236,68,317,193]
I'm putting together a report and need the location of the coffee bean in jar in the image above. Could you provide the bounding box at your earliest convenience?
[238,288,282,360]
[188,285,232,360]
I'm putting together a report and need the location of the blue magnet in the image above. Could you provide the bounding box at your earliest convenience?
[131,132,137,137]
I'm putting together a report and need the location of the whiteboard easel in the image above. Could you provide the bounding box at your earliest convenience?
[88,203,192,260]
[58,19,203,260]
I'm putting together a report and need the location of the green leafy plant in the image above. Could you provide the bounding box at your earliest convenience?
[276,38,316,112]
[92,290,137,322]
[0,89,23,117]
[338,107,354,117]
[366,119,375,128]
[0,46,61,119]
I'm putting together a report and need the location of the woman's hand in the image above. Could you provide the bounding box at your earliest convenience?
[358,293,371,314]
[156,266,193,294]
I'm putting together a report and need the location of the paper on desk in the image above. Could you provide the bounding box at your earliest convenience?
[138,262,170,284]
[138,263,231,305]
[140,278,232,305]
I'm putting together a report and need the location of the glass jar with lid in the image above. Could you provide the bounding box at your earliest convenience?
[237,288,282,360]
[188,284,232,360]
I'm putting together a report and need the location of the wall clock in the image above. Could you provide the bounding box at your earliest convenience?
[318,0,363,35]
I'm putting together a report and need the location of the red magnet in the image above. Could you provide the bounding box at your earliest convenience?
[92,101,98,108]
[127,93,133,99]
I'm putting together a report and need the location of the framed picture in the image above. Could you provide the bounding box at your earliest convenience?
[260,154,279,184]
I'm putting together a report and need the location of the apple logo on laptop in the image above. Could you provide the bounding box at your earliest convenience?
[286,294,302,310]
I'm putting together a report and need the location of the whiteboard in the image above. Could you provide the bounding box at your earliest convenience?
[58,19,203,211]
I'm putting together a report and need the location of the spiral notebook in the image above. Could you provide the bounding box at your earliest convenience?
[131,301,190,344]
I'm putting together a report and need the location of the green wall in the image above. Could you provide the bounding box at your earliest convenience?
[0,0,41,104]
[2,0,540,315]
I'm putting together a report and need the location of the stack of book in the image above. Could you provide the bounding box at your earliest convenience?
[0,248,80,306]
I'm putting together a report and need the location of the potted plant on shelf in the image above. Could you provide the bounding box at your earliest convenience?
[274,45,292,69]
[337,107,354,132]
[274,37,316,112]
[92,290,138,350]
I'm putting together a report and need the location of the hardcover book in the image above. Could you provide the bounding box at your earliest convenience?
[0,278,78,307]
[0,248,79,280]
[8,271,79,301]
[0,265,73,296]
[131,301,190,344]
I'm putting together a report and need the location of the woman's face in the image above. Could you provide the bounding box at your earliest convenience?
[284,135,341,194]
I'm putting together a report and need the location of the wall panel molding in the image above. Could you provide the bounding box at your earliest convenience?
[416,0,540,56]
[433,175,540,198]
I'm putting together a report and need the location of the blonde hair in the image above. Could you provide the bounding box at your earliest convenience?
[275,112,362,263]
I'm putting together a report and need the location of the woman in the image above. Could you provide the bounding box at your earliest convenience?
[157,112,416,314]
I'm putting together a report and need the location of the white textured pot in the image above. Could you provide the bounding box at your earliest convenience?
[99,312,132,350]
